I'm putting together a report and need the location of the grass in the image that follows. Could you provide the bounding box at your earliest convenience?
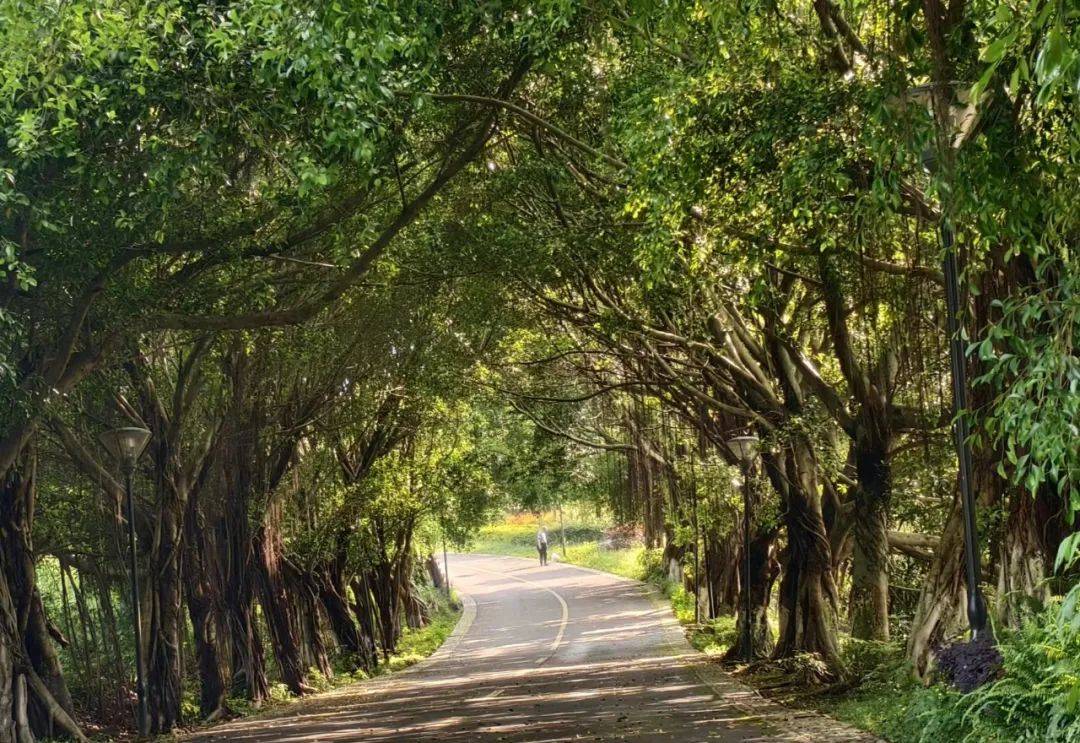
[466,509,649,579]
[385,598,461,673]
[561,541,646,580]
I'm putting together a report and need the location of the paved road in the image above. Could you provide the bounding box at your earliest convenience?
[188,554,855,742]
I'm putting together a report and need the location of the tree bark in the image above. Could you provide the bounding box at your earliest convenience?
[704,528,739,618]
[254,522,310,695]
[182,503,227,720]
[905,490,968,677]
[996,490,1050,627]
[221,466,269,702]
[349,575,382,664]
[0,446,81,741]
[724,529,779,661]
[849,425,892,641]
[769,443,844,675]
[146,503,184,734]
[316,566,376,672]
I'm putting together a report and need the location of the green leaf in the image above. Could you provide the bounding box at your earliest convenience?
[1055,532,1080,574]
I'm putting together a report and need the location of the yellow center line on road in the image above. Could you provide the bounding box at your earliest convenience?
[466,564,570,666]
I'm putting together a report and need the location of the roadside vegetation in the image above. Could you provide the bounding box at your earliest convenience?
[178,589,462,739]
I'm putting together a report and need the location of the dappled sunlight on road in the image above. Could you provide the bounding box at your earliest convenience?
[187,555,870,742]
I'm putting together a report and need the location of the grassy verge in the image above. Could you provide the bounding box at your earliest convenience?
[168,587,462,741]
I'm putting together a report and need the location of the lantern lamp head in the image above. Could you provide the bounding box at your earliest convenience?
[726,434,759,465]
[99,427,152,473]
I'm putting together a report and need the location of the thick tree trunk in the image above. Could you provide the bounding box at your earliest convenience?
[147,505,184,734]
[905,491,968,677]
[996,491,1049,627]
[0,448,83,741]
[1,569,16,743]
[225,592,268,703]
[290,568,332,681]
[849,428,891,641]
[185,582,226,721]
[349,575,382,663]
[770,444,844,675]
[425,554,446,592]
[724,530,778,661]
[254,524,310,696]
[371,560,399,656]
[182,510,227,721]
[704,528,739,618]
[662,528,686,585]
[403,584,427,631]
[316,568,376,671]
[221,498,269,702]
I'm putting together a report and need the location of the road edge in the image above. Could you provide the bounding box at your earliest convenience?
[175,593,476,741]
[396,590,477,676]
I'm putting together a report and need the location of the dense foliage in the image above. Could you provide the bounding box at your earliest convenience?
[0,0,1076,741]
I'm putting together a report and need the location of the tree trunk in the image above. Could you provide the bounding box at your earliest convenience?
[316,568,376,671]
[291,567,332,681]
[425,555,446,592]
[770,444,844,675]
[147,504,184,734]
[905,489,969,677]
[349,575,382,663]
[221,495,268,702]
[662,528,686,585]
[724,530,779,661]
[849,427,891,641]
[704,528,739,618]
[996,491,1049,627]
[254,525,310,696]
[182,505,227,721]
[0,447,82,741]
[0,579,14,743]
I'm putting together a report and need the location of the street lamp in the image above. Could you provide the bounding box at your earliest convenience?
[917,90,990,641]
[99,426,152,736]
[936,216,989,641]
[727,434,759,662]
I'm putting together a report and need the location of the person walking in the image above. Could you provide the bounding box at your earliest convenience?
[537,527,549,566]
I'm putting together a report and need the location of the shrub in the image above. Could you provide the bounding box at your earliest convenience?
[638,548,666,584]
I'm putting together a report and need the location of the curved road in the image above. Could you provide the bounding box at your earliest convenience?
[189,554,866,742]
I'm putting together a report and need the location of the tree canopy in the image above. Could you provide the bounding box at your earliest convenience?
[0,0,1077,740]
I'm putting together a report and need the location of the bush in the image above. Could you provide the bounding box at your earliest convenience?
[638,548,666,584]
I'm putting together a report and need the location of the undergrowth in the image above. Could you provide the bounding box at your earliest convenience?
[801,587,1080,742]
[175,587,462,741]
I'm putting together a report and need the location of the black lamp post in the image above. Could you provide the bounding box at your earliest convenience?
[920,102,990,640]
[99,426,152,736]
[939,219,989,640]
[727,434,759,661]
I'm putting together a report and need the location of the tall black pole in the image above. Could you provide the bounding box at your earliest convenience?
[442,531,451,596]
[741,462,753,661]
[941,219,988,640]
[690,443,701,625]
[124,470,149,736]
